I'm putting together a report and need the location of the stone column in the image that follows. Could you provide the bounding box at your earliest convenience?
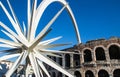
[92,51,96,62]
[81,51,84,64]
[95,70,98,77]
[82,71,85,77]
[92,51,96,66]
[105,49,110,62]
[70,54,74,68]
[62,54,65,68]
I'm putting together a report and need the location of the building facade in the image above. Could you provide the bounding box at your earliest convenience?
[48,37,120,77]
[0,37,120,77]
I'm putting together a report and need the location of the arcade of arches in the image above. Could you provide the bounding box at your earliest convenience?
[47,37,120,77]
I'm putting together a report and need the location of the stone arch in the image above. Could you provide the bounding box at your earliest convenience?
[98,69,109,77]
[74,71,81,77]
[85,70,94,77]
[108,44,120,59]
[65,54,70,68]
[95,47,106,61]
[113,69,120,77]
[84,49,92,62]
[107,43,120,49]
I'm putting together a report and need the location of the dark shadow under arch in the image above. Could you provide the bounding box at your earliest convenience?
[113,69,120,77]
[52,72,56,77]
[74,71,81,77]
[85,70,94,77]
[98,70,109,77]
[109,45,120,59]
[73,54,80,67]
[84,49,92,62]
[65,54,70,68]
[95,47,106,61]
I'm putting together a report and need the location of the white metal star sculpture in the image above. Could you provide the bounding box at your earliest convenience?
[0,0,81,77]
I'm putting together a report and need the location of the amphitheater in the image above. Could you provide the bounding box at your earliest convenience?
[0,37,120,77]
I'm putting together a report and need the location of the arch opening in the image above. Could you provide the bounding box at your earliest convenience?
[58,57,62,66]
[109,45,120,59]
[52,72,56,77]
[95,47,106,61]
[85,70,94,77]
[98,70,109,77]
[73,54,80,67]
[65,54,70,68]
[84,49,92,62]
[74,71,81,77]
[113,69,120,77]
[57,72,62,77]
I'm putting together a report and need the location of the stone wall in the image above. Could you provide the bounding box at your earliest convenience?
[0,37,120,77]
[49,37,120,77]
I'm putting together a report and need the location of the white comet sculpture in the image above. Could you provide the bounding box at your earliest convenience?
[0,0,81,77]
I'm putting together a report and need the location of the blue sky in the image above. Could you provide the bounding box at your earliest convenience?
[70,0,120,43]
[0,0,120,49]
